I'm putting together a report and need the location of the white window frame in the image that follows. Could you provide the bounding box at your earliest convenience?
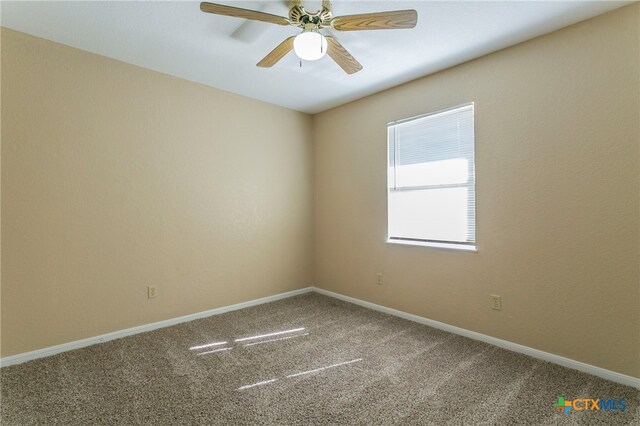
[386,102,477,252]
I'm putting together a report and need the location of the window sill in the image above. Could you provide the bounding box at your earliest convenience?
[386,239,477,252]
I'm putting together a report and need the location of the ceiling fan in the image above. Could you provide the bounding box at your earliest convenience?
[200,1,418,74]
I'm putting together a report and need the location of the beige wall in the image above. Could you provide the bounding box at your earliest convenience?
[2,4,639,379]
[1,29,314,357]
[314,4,640,377]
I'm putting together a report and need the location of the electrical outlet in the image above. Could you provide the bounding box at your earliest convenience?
[376,273,383,285]
[490,294,501,311]
[148,286,157,299]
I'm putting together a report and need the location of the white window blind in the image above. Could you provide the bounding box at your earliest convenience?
[387,103,475,249]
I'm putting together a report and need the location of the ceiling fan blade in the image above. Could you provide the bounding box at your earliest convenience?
[331,9,417,31]
[326,36,362,74]
[200,2,290,26]
[257,36,296,68]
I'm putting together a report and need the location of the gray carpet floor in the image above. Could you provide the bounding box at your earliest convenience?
[1,292,639,425]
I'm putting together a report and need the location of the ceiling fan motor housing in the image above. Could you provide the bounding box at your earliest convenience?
[289,5,332,29]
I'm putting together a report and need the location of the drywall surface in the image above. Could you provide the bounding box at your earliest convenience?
[314,4,639,377]
[1,29,313,357]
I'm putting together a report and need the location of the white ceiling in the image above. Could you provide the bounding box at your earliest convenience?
[1,1,630,114]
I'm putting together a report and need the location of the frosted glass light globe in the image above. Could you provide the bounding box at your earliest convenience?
[293,31,328,61]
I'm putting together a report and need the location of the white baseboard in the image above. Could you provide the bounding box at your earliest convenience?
[0,287,313,368]
[312,287,640,390]
[3,285,638,390]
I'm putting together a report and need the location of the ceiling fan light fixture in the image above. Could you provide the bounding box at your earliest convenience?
[201,2,418,74]
[293,31,328,61]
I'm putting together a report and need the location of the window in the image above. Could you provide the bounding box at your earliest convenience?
[387,103,476,251]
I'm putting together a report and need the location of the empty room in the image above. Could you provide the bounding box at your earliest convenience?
[1,0,639,424]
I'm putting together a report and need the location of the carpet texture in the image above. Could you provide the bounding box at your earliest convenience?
[1,293,639,425]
